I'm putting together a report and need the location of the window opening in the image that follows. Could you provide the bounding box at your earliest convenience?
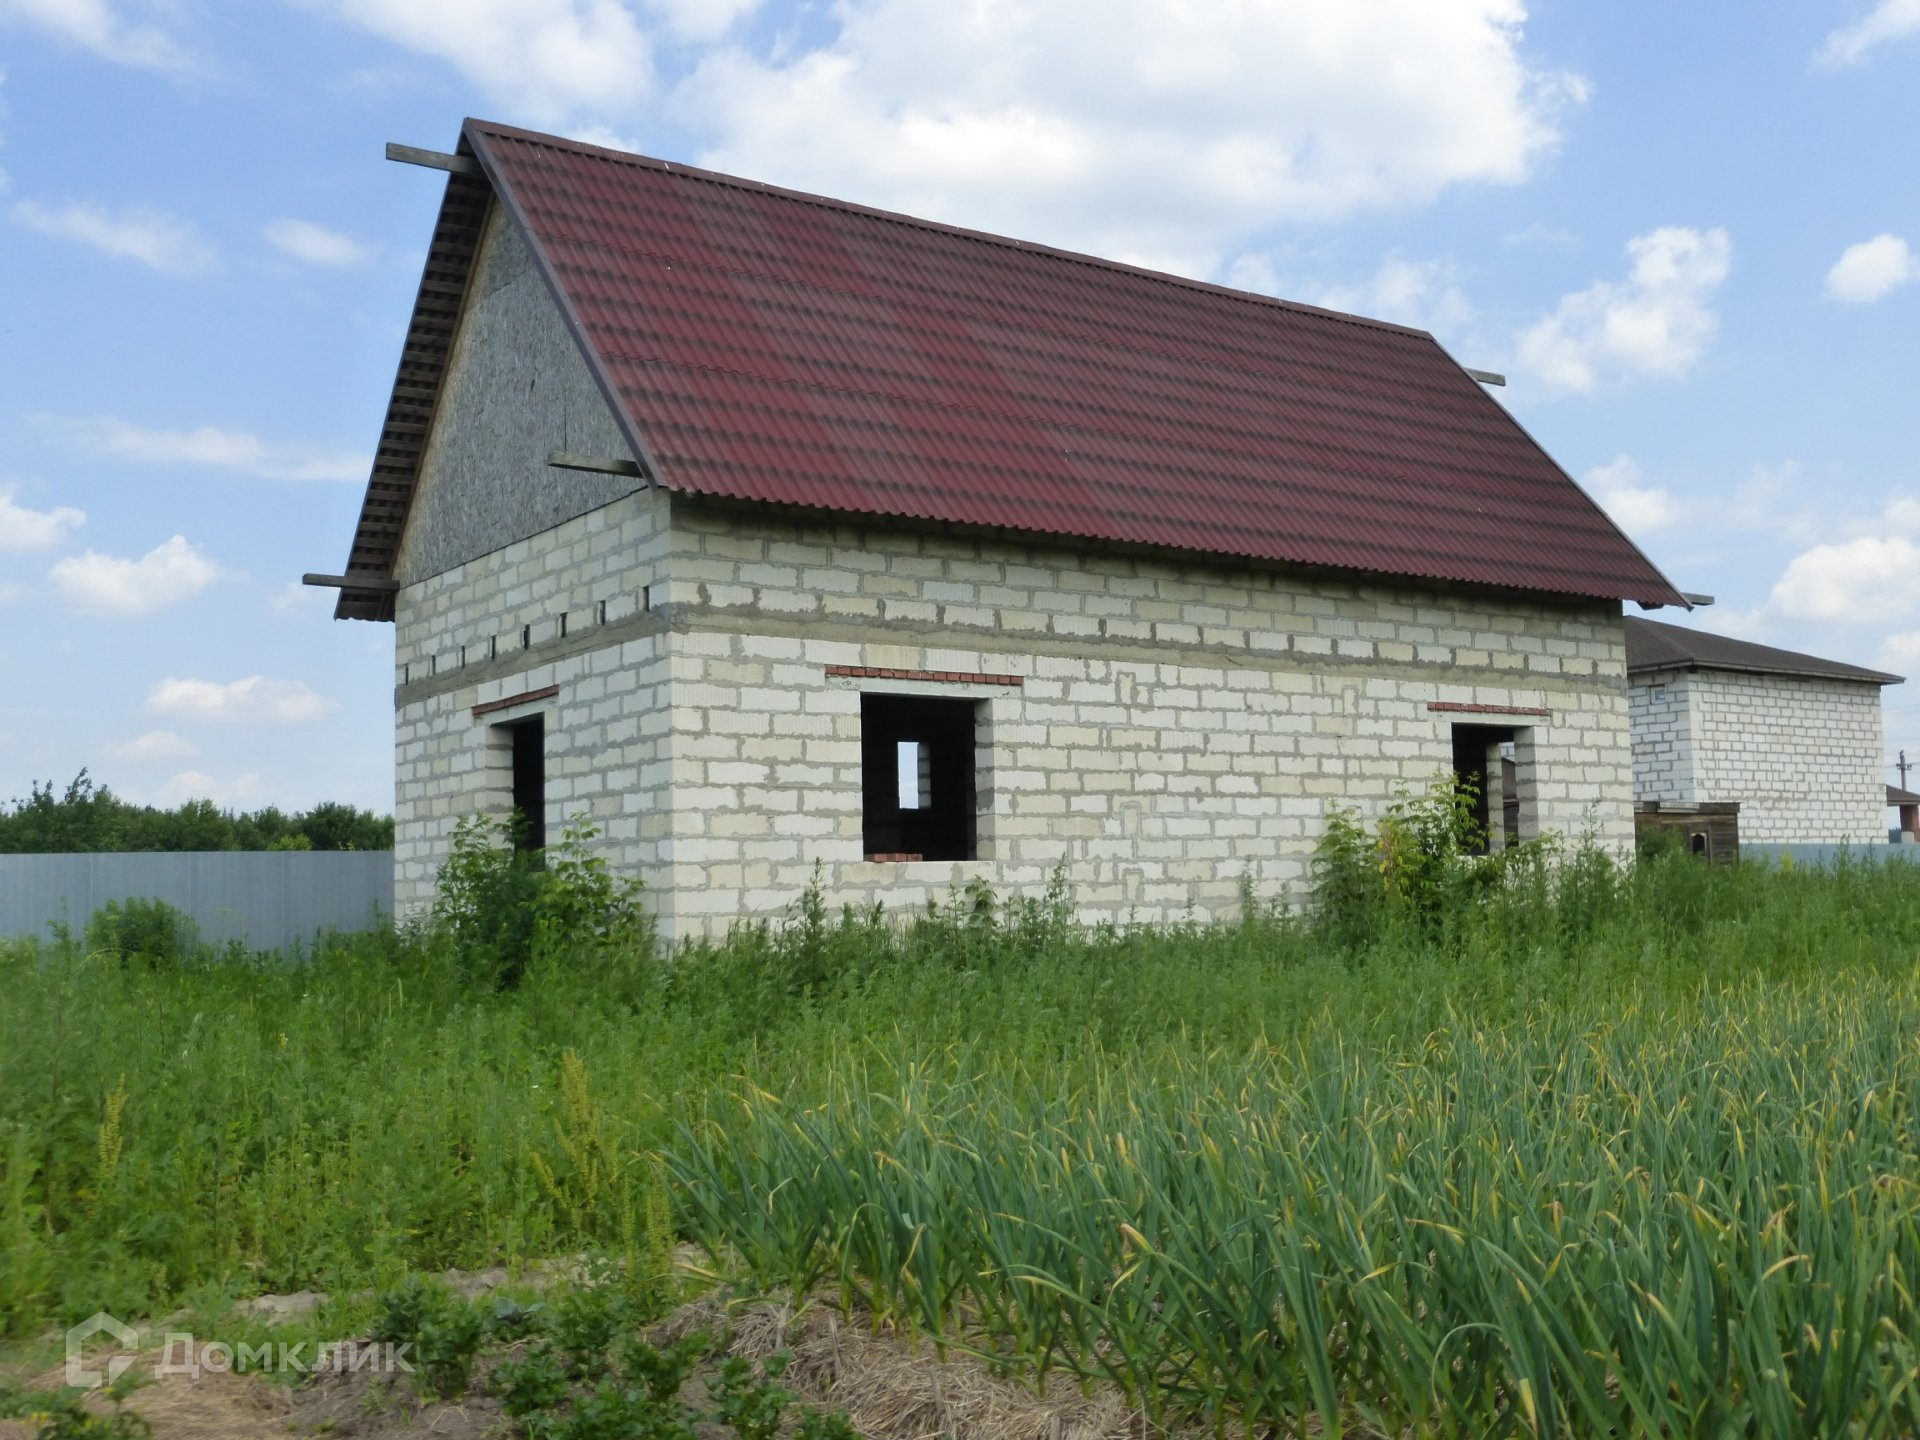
[506,715,546,851]
[862,694,979,861]
[1450,722,1518,855]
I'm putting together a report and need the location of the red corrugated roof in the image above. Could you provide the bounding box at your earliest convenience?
[352,118,1687,612]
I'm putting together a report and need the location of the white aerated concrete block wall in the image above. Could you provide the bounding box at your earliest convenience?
[392,492,1639,941]
[1630,668,1886,845]
[651,502,1633,939]
[393,489,673,911]
[1628,673,1697,802]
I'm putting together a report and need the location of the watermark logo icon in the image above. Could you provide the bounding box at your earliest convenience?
[62,1309,413,1388]
[66,1312,139,1389]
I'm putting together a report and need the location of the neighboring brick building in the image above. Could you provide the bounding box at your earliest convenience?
[1626,618,1901,846]
[315,120,1689,940]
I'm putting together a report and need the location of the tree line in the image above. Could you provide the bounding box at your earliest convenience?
[0,771,393,853]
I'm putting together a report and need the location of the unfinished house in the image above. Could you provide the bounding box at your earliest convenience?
[1626,617,1900,846]
[313,120,1690,940]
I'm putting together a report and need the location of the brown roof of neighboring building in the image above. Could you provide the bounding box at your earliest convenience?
[330,119,1689,619]
[1625,616,1903,685]
[1887,784,1920,807]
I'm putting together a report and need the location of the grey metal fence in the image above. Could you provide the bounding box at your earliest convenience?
[0,851,394,952]
[1741,843,1920,868]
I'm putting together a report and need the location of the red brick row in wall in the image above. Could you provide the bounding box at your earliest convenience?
[1427,701,1552,718]
[472,684,560,718]
[826,665,1023,687]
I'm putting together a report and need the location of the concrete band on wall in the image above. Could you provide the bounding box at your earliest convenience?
[0,851,395,951]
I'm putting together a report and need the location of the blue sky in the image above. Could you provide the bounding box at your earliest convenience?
[1,0,1917,814]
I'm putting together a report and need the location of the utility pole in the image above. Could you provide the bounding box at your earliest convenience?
[1901,750,1910,790]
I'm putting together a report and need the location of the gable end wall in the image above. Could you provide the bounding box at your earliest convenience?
[392,206,640,587]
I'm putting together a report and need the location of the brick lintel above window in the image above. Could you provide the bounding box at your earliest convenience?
[826,665,1022,687]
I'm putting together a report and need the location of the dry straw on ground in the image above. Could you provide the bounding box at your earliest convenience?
[663,1296,1141,1440]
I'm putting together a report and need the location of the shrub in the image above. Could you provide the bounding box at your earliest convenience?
[432,815,547,988]
[433,815,653,989]
[491,1339,571,1420]
[83,898,199,968]
[370,1274,487,1398]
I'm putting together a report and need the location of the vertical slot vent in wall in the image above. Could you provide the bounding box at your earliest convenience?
[459,645,467,668]
[430,654,438,676]
[489,636,498,661]
[521,624,531,650]
[598,599,607,625]
[642,584,652,612]
[559,612,569,639]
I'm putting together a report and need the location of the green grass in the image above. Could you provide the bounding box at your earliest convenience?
[5,845,1920,1434]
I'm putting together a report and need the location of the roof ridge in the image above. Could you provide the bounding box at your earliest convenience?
[464,117,1438,342]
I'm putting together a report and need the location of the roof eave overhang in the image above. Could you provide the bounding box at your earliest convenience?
[1627,659,1904,686]
[329,137,496,621]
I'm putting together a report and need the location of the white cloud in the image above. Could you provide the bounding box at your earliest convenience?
[562,122,649,155]
[1308,254,1474,338]
[147,675,337,725]
[679,0,1588,275]
[0,482,85,551]
[1517,226,1732,393]
[1769,536,1920,623]
[104,729,196,762]
[264,217,375,268]
[315,0,657,129]
[643,0,757,43]
[11,197,218,274]
[1503,221,1579,248]
[0,0,200,76]
[268,580,333,615]
[48,535,221,617]
[1583,454,1679,535]
[1815,0,1920,67]
[54,416,369,483]
[1878,630,1920,674]
[146,769,270,808]
[1825,233,1920,304]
